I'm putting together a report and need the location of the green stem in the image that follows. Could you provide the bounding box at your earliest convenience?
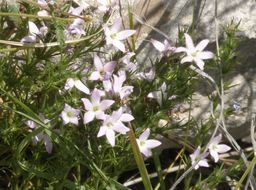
[236,156,256,189]
[152,151,166,190]
[128,123,153,190]
[0,12,73,22]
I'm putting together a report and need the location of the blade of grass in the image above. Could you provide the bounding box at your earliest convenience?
[128,123,153,190]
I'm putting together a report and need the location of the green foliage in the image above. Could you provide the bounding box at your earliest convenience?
[0,1,251,190]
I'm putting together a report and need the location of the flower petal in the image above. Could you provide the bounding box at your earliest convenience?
[184,33,195,50]
[100,100,115,110]
[151,39,165,52]
[113,123,130,134]
[210,149,219,162]
[21,35,37,43]
[112,39,126,52]
[195,39,209,51]
[140,147,152,157]
[217,144,231,153]
[198,51,214,60]
[29,21,40,36]
[74,80,90,94]
[198,159,210,167]
[144,139,161,149]
[106,128,116,146]
[83,111,95,124]
[194,57,205,70]
[89,71,101,81]
[104,61,116,73]
[175,47,187,53]
[97,126,107,137]
[44,135,53,154]
[94,54,103,71]
[120,113,134,122]
[81,98,92,111]
[115,30,136,40]
[91,90,101,105]
[139,128,150,141]
[181,56,193,63]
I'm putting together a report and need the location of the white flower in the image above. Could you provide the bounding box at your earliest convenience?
[147,82,167,106]
[137,67,155,81]
[97,107,134,146]
[175,33,214,70]
[104,18,136,52]
[136,128,161,157]
[89,54,116,81]
[97,0,117,12]
[120,52,137,72]
[151,39,175,56]
[208,134,231,163]
[103,72,133,100]
[26,114,53,153]
[190,146,209,170]
[21,21,48,43]
[64,78,90,94]
[81,89,114,124]
[60,104,80,125]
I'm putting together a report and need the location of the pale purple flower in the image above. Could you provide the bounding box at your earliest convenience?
[137,67,155,81]
[190,146,209,170]
[97,107,134,146]
[208,134,231,163]
[104,18,136,52]
[60,104,80,125]
[64,78,90,94]
[147,82,167,106]
[136,128,161,157]
[103,71,133,100]
[21,21,48,43]
[89,54,116,81]
[175,33,214,70]
[120,52,137,72]
[64,18,85,39]
[81,89,114,124]
[26,114,53,153]
[69,6,83,16]
[97,0,117,12]
[151,39,175,56]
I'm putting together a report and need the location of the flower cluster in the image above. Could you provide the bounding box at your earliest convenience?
[190,135,231,170]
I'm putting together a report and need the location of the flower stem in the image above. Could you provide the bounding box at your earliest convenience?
[128,123,153,190]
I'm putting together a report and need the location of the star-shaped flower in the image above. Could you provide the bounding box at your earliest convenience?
[190,146,209,170]
[147,82,167,106]
[26,114,53,153]
[21,21,48,43]
[60,104,80,125]
[136,128,161,157]
[97,107,134,146]
[81,89,114,124]
[89,54,116,81]
[103,71,133,100]
[104,18,136,52]
[151,39,175,56]
[208,134,231,163]
[175,33,214,70]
